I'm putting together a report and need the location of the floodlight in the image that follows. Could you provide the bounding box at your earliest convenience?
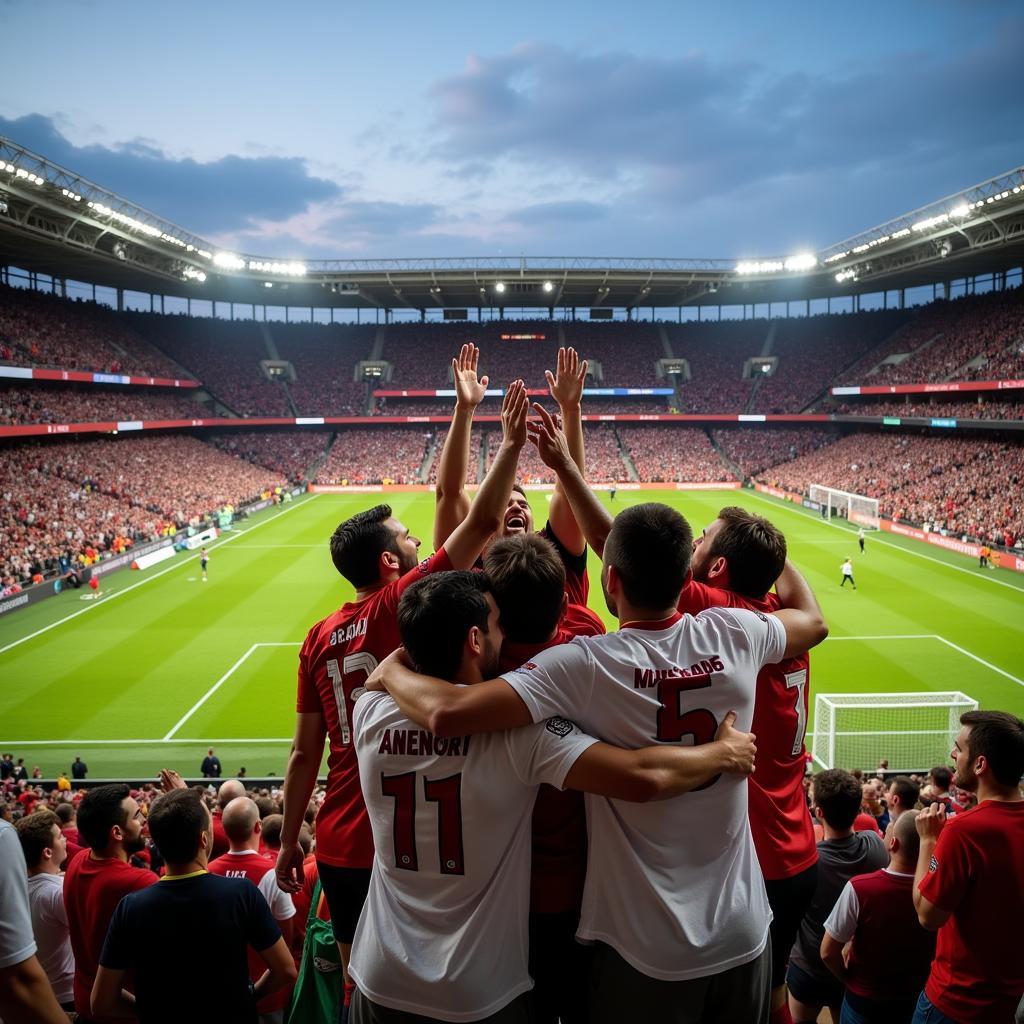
[542,280,554,292]
[214,252,246,270]
[495,281,506,293]
[951,204,969,218]
[783,254,817,272]
[264,282,274,288]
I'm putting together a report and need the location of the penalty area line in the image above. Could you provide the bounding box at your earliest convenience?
[0,494,320,657]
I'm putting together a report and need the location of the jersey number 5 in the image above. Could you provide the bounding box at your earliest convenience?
[656,674,720,791]
[381,772,465,875]
[326,653,379,746]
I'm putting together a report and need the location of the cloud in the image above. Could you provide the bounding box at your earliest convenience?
[508,200,609,225]
[0,113,341,234]
[427,22,1024,220]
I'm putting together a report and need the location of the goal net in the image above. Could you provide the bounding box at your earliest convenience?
[811,691,979,773]
[809,484,880,529]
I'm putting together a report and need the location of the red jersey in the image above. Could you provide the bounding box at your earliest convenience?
[499,602,606,914]
[678,578,817,881]
[538,522,588,607]
[919,799,1024,1023]
[64,849,156,1019]
[210,809,230,858]
[209,849,295,1013]
[297,549,453,868]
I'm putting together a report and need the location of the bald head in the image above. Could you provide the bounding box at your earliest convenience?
[222,797,260,848]
[888,808,921,871]
[217,779,245,809]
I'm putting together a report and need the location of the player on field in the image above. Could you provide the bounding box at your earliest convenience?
[857,527,866,554]
[434,342,591,604]
[200,547,209,582]
[349,570,758,1024]
[484,532,606,1024]
[840,558,856,589]
[369,495,828,1023]
[275,381,532,1015]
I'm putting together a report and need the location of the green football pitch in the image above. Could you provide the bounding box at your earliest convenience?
[2,488,1022,779]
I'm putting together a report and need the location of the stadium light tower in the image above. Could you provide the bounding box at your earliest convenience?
[494,281,506,293]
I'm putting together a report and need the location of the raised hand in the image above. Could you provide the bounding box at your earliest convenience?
[453,343,489,409]
[915,801,948,841]
[545,346,588,409]
[526,402,573,472]
[501,380,529,448]
[159,768,187,792]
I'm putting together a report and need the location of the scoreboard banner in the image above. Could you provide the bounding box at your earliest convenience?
[832,379,1024,396]
[0,365,199,388]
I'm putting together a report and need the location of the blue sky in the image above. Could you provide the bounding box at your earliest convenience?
[2,0,1021,261]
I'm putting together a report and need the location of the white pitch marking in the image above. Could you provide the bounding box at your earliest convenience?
[933,635,1024,689]
[163,645,260,740]
[0,494,320,656]
[824,634,935,641]
[746,490,1024,593]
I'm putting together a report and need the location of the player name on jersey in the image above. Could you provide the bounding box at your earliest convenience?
[376,729,472,757]
[633,656,725,689]
[330,618,368,646]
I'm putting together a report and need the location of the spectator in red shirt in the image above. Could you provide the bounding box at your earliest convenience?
[212,778,246,858]
[913,710,1024,1024]
[821,811,936,1022]
[63,783,155,1021]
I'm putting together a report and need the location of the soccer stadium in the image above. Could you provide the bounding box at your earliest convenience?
[2,12,1023,1022]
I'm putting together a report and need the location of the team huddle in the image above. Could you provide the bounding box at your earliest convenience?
[269,345,835,1024]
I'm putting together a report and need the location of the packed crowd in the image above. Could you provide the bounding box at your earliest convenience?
[666,320,758,412]
[759,431,1024,547]
[209,431,330,482]
[834,396,1024,420]
[423,428,486,486]
[123,314,294,417]
[1,435,286,586]
[315,427,432,485]
[842,289,1024,386]
[753,309,912,413]
[712,428,840,478]
[0,383,204,426]
[275,324,374,415]
[0,285,181,377]
[618,425,732,482]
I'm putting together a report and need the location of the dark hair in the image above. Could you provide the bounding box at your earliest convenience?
[510,483,528,500]
[15,809,60,868]
[77,783,130,851]
[254,796,277,819]
[54,802,75,825]
[811,769,863,830]
[887,775,919,810]
[484,534,565,643]
[604,503,692,609]
[961,710,1024,787]
[929,765,953,790]
[329,504,397,588]
[261,813,284,849]
[398,571,493,681]
[703,506,787,598]
[148,789,208,865]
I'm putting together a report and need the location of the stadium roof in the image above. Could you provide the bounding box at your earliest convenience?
[1,136,1022,312]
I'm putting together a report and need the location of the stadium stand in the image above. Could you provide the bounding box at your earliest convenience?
[209,430,331,482]
[0,384,203,425]
[712,428,840,478]
[0,285,183,377]
[833,396,1024,420]
[1,435,285,586]
[618,426,732,483]
[315,427,432,485]
[273,323,375,415]
[758,432,1024,548]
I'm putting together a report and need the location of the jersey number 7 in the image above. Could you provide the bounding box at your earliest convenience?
[656,674,720,791]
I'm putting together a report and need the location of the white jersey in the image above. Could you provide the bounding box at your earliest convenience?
[502,606,786,981]
[349,690,598,1022]
[841,560,854,576]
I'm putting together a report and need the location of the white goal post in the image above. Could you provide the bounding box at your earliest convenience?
[809,484,881,529]
[811,691,979,773]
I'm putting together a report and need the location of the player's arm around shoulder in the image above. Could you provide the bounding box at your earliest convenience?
[562,711,756,802]
[365,648,533,738]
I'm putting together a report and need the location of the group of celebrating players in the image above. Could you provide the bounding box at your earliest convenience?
[272,343,834,1024]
